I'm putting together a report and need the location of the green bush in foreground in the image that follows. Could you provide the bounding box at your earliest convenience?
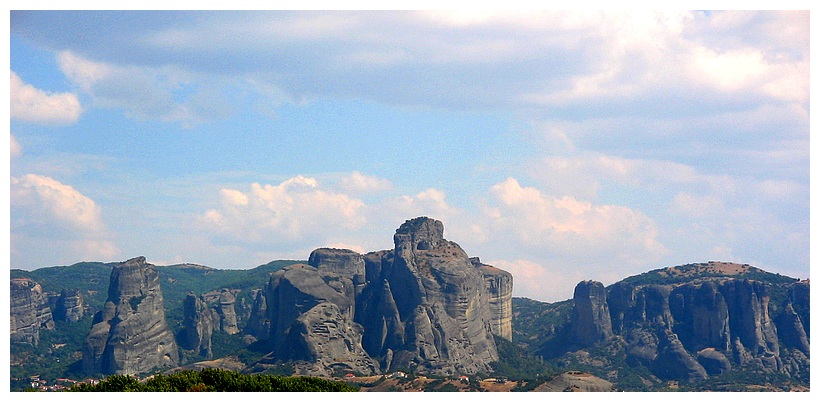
[66,368,359,392]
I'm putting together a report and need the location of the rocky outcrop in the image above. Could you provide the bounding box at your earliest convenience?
[282,302,378,377]
[572,281,613,346]
[472,257,513,341]
[10,278,54,345]
[264,250,377,375]
[566,268,810,384]
[243,289,269,341]
[652,328,708,382]
[82,257,179,375]
[180,292,214,358]
[52,288,86,323]
[216,289,239,335]
[255,217,513,376]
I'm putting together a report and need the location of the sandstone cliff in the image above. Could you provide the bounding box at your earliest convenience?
[82,257,179,375]
[252,217,513,376]
[10,278,54,346]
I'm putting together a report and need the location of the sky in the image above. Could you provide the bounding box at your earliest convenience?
[5,7,812,302]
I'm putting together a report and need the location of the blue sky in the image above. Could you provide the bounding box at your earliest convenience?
[6,8,811,301]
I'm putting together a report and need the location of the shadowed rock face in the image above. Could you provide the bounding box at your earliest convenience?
[243,289,269,341]
[10,278,54,346]
[181,292,214,358]
[257,217,513,376]
[82,257,179,375]
[53,289,86,323]
[572,281,613,346]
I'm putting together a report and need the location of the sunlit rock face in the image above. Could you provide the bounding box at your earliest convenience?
[473,257,513,341]
[10,278,54,346]
[255,217,514,376]
[82,257,179,375]
[570,263,812,384]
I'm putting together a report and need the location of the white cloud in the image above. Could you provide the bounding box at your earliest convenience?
[57,51,232,126]
[15,11,804,120]
[10,70,82,125]
[198,175,367,248]
[481,177,666,264]
[10,174,118,266]
[10,135,22,159]
[488,259,587,303]
[382,188,461,227]
[11,174,106,233]
[339,171,393,193]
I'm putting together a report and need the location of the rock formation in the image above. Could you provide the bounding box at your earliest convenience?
[82,257,179,375]
[10,278,54,346]
[567,263,810,384]
[472,257,513,341]
[180,292,214,358]
[571,280,613,346]
[253,217,513,376]
[216,289,240,335]
[53,288,86,323]
[243,289,270,341]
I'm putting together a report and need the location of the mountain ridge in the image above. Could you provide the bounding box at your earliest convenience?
[9,218,809,391]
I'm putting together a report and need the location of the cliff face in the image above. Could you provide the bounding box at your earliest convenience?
[567,264,810,383]
[10,278,54,346]
[254,217,513,376]
[472,257,513,341]
[216,289,240,335]
[53,289,86,323]
[572,280,613,346]
[82,257,179,375]
[180,292,214,358]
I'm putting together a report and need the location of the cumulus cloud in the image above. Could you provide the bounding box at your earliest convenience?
[339,171,393,193]
[481,177,666,264]
[10,70,82,125]
[198,175,367,249]
[10,174,118,266]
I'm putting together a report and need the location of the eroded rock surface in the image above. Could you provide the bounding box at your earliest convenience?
[53,288,86,323]
[568,263,810,384]
[180,292,214,358]
[82,257,179,375]
[10,278,54,346]
[253,217,513,376]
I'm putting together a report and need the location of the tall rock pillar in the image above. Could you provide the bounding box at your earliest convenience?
[82,257,179,375]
